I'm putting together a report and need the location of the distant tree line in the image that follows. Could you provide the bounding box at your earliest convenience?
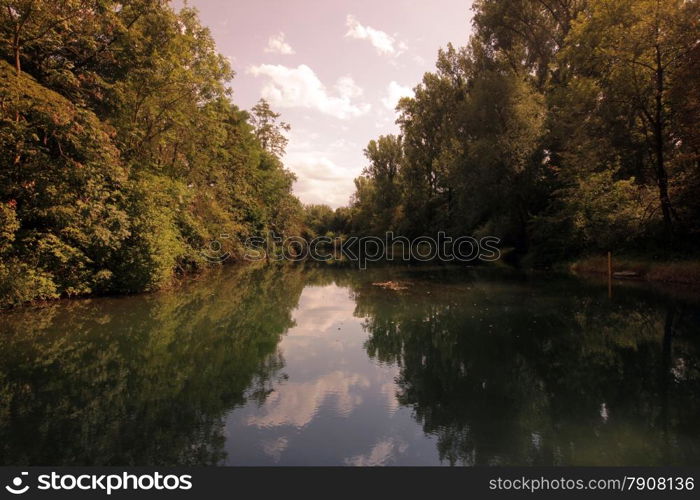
[312,0,700,266]
[0,1,302,307]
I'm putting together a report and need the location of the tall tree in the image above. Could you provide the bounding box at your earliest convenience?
[250,98,291,158]
[565,0,700,237]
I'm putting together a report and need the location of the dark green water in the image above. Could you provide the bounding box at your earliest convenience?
[1,265,699,466]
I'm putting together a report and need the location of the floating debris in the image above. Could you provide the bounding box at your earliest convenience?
[613,271,641,280]
[372,281,409,291]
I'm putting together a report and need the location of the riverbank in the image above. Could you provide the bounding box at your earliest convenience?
[569,256,700,288]
[0,260,267,311]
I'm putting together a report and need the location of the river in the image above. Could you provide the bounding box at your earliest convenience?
[1,265,699,465]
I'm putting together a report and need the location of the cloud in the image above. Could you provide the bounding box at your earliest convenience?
[284,152,361,207]
[335,76,364,100]
[381,81,413,110]
[248,64,370,119]
[345,15,405,56]
[264,32,295,55]
[261,437,289,462]
[289,285,357,335]
[413,54,427,66]
[246,371,370,429]
[344,438,408,466]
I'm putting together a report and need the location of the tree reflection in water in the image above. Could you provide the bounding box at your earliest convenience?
[349,269,700,465]
[0,265,306,465]
[1,266,699,466]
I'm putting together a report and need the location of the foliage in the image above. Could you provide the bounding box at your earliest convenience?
[0,2,302,307]
[340,0,700,264]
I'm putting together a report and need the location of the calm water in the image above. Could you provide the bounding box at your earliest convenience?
[1,265,699,466]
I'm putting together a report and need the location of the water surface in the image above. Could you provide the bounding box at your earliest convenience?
[1,265,699,465]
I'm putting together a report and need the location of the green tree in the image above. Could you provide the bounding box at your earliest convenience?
[0,2,305,307]
[0,60,129,303]
[250,98,291,158]
[565,0,700,237]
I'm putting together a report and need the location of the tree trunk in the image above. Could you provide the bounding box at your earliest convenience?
[12,37,21,126]
[13,27,21,76]
[654,46,673,238]
[655,133,673,236]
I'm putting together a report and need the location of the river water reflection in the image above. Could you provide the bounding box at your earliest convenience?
[1,266,699,465]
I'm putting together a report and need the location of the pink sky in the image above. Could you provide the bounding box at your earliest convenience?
[178,0,475,207]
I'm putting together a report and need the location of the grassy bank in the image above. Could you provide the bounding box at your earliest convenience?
[570,256,700,287]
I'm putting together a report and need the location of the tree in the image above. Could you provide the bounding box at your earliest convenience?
[0,0,93,75]
[473,0,587,89]
[0,59,129,302]
[565,0,700,237]
[250,98,290,158]
[359,134,403,233]
[348,0,699,261]
[0,2,305,307]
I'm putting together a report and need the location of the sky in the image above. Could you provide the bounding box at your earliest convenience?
[179,0,475,208]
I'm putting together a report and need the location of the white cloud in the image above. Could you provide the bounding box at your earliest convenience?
[328,138,356,151]
[335,76,364,100]
[289,285,357,335]
[413,54,427,66]
[344,438,408,466]
[261,437,289,462]
[345,15,405,56]
[264,32,295,55]
[246,371,369,428]
[284,152,361,207]
[248,64,370,119]
[381,81,413,110]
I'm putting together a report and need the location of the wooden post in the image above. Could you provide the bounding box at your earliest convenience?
[608,251,612,299]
